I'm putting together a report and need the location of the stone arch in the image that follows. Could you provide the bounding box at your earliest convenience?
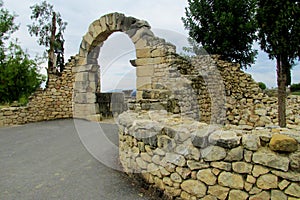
[72,12,176,119]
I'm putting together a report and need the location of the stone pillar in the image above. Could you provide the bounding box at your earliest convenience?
[73,64,100,119]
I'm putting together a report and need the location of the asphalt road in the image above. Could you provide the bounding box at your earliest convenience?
[0,119,153,200]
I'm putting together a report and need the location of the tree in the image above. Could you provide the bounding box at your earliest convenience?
[0,0,18,64]
[182,0,258,68]
[0,1,44,103]
[0,41,45,103]
[27,1,67,78]
[256,0,300,127]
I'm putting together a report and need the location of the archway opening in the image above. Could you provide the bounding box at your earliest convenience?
[96,32,136,119]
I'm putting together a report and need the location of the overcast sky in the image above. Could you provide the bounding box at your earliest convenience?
[3,0,299,91]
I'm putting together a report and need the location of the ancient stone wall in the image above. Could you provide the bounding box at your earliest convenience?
[72,12,177,120]
[0,57,76,127]
[118,110,300,200]
[136,53,300,128]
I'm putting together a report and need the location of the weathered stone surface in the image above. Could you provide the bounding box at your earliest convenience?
[256,174,278,189]
[244,182,253,192]
[284,183,300,198]
[197,169,217,186]
[218,172,244,189]
[225,146,244,161]
[269,134,298,152]
[165,153,186,167]
[244,150,253,162]
[157,135,175,151]
[136,157,147,169]
[175,143,201,161]
[271,190,287,200]
[246,175,256,184]
[242,134,261,151]
[187,160,209,170]
[289,151,300,170]
[200,195,217,200]
[140,152,152,162]
[278,180,291,190]
[207,185,229,200]
[181,180,207,198]
[249,187,262,195]
[170,172,182,183]
[228,190,249,200]
[201,146,227,161]
[232,162,253,174]
[191,127,217,148]
[164,186,181,197]
[209,130,241,148]
[271,170,300,182]
[210,161,232,171]
[252,165,270,177]
[249,191,270,200]
[176,167,191,180]
[252,150,290,171]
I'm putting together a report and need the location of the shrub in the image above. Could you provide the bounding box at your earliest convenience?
[258,82,267,90]
[290,83,300,92]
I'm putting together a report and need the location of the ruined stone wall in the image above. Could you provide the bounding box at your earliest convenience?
[118,110,300,200]
[143,54,300,128]
[0,57,76,127]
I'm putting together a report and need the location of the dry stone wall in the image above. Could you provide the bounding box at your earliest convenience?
[134,53,300,128]
[0,57,76,127]
[118,110,300,200]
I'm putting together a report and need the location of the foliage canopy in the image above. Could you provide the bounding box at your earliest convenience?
[0,1,44,104]
[182,0,258,68]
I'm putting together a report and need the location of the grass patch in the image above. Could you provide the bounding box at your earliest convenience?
[291,91,300,96]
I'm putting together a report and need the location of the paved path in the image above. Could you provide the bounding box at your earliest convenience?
[0,119,153,200]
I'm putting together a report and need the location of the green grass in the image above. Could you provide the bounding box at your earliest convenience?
[291,91,300,96]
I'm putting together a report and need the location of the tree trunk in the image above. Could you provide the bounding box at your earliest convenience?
[277,55,287,127]
[48,12,56,75]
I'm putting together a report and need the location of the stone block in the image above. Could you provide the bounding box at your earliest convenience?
[201,146,227,161]
[228,190,249,200]
[271,190,287,200]
[208,130,241,148]
[165,153,186,167]
[197,169,217,186]
[252,150,290,171]
[232,162,253,174]
[269,134,298,152]
[187,160,209,170]
[181,180,207,198]
[284,183,300,198]
[242,134,261,151]
[218,171,244,189]
[136,65,154,77]
[83,32,94,47]
[207,185,229,200]
[136,48,152,58]
[136,77,152,90]
[256,174,278,189]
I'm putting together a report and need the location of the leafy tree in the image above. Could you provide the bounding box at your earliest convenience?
[290,83,300,92]
[27,1,67,77]
[256,0,300,127]
[0,0,18,64]
[0,1,44,103]
[0,41,45,103]
[182,0,258,68]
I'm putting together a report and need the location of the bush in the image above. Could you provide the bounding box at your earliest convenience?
[0,42,44,103]
[290,83,300,92]
[258,82,267,90]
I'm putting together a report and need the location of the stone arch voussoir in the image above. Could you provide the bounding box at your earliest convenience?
[73,12,176,119]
